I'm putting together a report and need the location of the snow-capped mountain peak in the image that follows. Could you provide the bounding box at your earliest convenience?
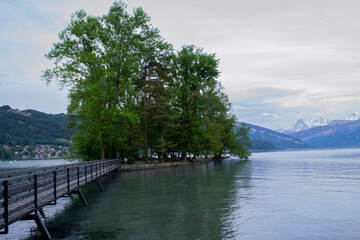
[279,113,360,134]
[292,119,309,132]
[345,113,360,121]
[279,117,331,133]
[308,117,331,128]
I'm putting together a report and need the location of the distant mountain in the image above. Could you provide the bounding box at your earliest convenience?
[250,140,282,151]
[0,105,72,146]
[279,117,331,134]
[290,119,360,148]
[345,112,360,121]
[328,120,349,126]
[280,113,360,135]
[239,122,309,149]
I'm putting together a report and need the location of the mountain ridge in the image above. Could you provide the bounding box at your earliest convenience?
[279,117,331,134]
[238,122,309,149]
[2,104,359,150]
[0,105,72,146]
[279,113,360,134]
[290,119,360,148]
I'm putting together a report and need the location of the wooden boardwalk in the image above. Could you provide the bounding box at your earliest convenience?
[0,159,122,239]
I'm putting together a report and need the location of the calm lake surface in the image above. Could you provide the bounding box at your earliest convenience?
[0,159,70,172]
[1,148,360,239]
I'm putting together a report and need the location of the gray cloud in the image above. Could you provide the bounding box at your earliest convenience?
[1,0,360,129]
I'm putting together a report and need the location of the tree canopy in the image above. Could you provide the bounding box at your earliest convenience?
[43,1,250,162]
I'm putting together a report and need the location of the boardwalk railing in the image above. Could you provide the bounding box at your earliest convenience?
[0,159,122,239]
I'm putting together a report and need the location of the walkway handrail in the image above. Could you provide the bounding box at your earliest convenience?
[0,159,122,235]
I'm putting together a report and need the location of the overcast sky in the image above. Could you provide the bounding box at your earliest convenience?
[1,0,360,130]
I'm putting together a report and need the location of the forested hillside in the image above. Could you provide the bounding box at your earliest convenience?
[0,105,72,146]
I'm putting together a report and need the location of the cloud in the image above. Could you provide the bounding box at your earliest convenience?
[2,0,360,128]
[0,1,115,113]
[230,87,304,104]
[230,87,300,129]
[230,85,360,130]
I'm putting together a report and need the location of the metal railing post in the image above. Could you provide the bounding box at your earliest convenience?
[34,175,38,211]
[67,169,70,192]
[77,167,80,189]
[85,165,87,185]
[91,164,93,181]
[1,180,9,234]
[53,171,57,204]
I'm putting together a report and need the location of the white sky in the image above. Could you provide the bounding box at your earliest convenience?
[1,0,360,130]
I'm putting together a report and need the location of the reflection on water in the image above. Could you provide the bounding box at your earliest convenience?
[37,160,251,240]
[1,148,360,239]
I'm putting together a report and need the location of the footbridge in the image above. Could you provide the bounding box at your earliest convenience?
[0,159,122,239]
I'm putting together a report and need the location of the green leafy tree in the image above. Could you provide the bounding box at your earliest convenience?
[3,149,14,159]
[201,86,251,159]
[171,45,220,161]
[171,45,250,161]
[43,1,250,162]
[43,1,157,160]
[134,26,173,163]
[228,123,251,159]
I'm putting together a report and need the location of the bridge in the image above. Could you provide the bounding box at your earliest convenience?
[0,159,122,239]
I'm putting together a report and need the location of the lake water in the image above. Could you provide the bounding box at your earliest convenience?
[1,148,360,239]
[0,159,71,172]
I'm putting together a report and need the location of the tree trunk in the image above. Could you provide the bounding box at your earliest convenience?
[182,151,187,162]
[214,153,222,161]
[144,68,148,164]
[144,113,148,163]
[101,140,105,160]
[149,117,152,163]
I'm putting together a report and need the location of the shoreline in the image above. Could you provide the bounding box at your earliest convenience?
[119,158,216,172]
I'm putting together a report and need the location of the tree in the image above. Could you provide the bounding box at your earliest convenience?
[171,45,220,161]
[43,1,158,160]
[170,45,250,161]
[0,147,14,159]
[134,26,173,163]
[43,1,250,162]
[228,123,251,159]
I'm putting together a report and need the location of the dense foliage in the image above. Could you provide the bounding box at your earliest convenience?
[43,1,250,162]
[0,105,71,146]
